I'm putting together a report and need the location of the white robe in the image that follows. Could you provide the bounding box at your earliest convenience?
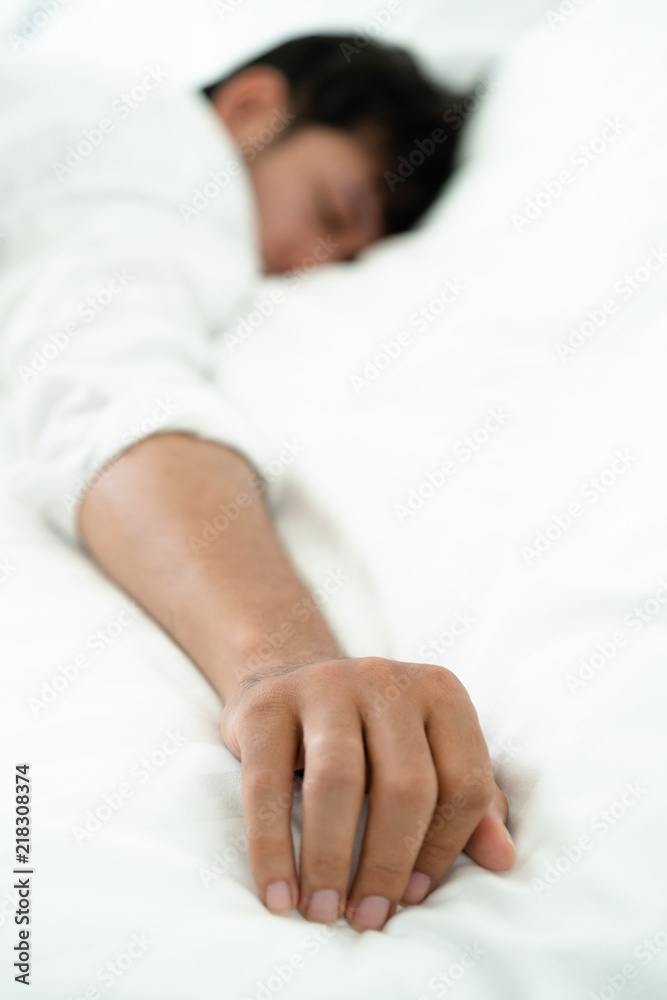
[0,61,271,542]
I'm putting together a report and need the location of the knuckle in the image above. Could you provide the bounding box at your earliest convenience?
[384,768,437,806]
[355,659,413,710]
[359,655,392,671]
[493,785,509,818]
[420,833,459,862]
[243,767,281,799]
[303,846,349,878]
[470,778,495,810]
[303,734,363,773]
[303,660,337,684]
[303,761,362,795]
[235,695,276,728]
[219,716,240,759]
[360,856,406,883]
[239,720,288,762]
[305,730,359,755]
[242,677,287,713]
[423,664,463,699]
[451,770,494,811]
[357,656,396,683]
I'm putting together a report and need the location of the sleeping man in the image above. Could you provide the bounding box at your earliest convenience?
[0,34,515,934]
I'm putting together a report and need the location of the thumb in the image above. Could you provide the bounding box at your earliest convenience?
[463,783,516,871]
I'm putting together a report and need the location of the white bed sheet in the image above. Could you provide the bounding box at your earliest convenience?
[2,0,667,997]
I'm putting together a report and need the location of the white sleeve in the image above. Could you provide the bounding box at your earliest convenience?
[1,196,273,545]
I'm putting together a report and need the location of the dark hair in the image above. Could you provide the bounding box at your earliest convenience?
[202,34,467,234]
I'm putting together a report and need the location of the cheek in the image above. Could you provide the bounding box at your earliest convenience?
[265,191,319,262]
[255,166,296,234]
[250,152,331,270]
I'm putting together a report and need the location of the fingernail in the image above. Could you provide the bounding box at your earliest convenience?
[401,872,431,906]
[306,889,340,924]
[265,880,293,915]
[349,896,390,931]
[504,828,517,857]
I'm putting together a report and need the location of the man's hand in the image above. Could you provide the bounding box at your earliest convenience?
[79,435,514,933]
[221,655,515,932]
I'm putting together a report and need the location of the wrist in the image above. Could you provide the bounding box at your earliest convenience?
[223,641,346,702]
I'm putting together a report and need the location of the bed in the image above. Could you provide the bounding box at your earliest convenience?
[1,0,666,997]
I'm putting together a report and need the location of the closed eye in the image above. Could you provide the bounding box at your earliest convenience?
[314,189,347,234]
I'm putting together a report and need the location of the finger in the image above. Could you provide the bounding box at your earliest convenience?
[463,784,516,871]
[239,702,301,917]
[400,697,494,905]
[297,706,366,925]
[345,710,438,932]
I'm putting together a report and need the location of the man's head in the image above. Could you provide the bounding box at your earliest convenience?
[203,35,463,274]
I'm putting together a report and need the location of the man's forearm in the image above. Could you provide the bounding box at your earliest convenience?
[78,433,345,701]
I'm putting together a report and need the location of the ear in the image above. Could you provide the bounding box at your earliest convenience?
[210,66,290,148]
